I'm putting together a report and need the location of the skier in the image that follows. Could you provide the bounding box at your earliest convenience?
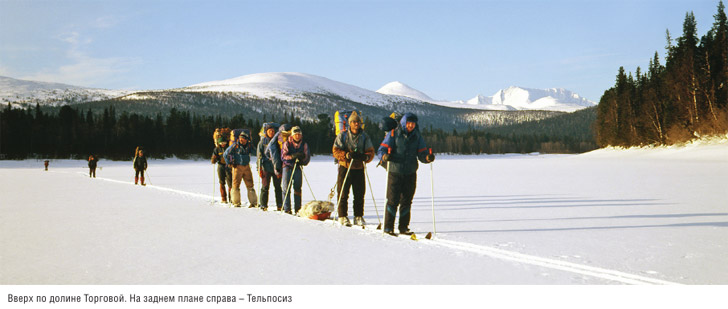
[211,137,232,203]
[377,112,435,236]
[332,111,375,226]
[281,126,311,214]
[257,123,282,211]
[266,123,292,211]
[133,147,148,186]
[88,155,98,178]
[44,160,49,171]
[224,130,258,208]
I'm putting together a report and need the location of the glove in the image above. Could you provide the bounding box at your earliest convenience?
[259,169,266,178]
[353,153,368,161]
[426,154,435,162]
[381,154,389,163]
[231,163,238,168]
[291,152,305,160]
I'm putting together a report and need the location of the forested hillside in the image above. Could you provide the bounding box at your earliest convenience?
[595,1,728,147]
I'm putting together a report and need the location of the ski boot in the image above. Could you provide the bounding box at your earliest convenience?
[338,217,352,227]
[399,229,414,236]
[353,216,366,226]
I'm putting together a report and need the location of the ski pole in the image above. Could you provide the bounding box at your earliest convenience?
[382,148,391,233]
[300,166,316,200]
[256,161,262,207]
[334,158,354,223]
[363,163,382,228]
[282,161,298,212]
[145,170,152,186]
[429,148,436,239]
[212,164,217,205]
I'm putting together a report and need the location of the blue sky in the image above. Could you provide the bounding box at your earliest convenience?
[0,0,722,102]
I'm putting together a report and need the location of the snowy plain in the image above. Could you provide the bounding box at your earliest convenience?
[1,139,728,307]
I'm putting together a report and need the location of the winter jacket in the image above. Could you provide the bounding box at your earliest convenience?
[224,140,254,166]
[266,124,291,174]
[133,155,147,171]
[211,146,227,165]
[332,130,375,170]
[281,136,311,168]
[377,112,429,175]
[88,156,98,168]
[257,136,274,173]
[266,131,284,174]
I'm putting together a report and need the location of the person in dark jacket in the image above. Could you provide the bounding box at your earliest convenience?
[281,126,311,214]
[332,111,375,226]
[376,112,435,236]
[88,155,98,178]
[266,124,292,181]
[212,138,232,203]
[133,147,148,185]
[257,123,282,211]
[224,130,258,207]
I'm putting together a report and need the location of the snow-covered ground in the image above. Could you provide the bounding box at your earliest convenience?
[1,141,727,306]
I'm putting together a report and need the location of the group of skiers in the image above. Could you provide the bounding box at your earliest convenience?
[88,110,435,236]
[45,109,434,236]
[209,110,435,236]
[212,124,312,215]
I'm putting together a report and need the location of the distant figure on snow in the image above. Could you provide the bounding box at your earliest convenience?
[44,160,49,171]
[212,137,232,203]
[133,146,148,185]
[88,155,98,178]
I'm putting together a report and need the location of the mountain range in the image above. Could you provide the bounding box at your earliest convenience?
[0,76,131,107]
[376,81,595,112]
[2,73,595,112]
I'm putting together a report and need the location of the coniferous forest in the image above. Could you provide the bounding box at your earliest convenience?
[595,1,728,147]
[0,101,596,159]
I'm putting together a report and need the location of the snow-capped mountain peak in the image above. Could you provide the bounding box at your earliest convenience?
[466,94,492,105]
[376,81,435,102]
[182,72,405,107]
[489,86,596,112]
[0,76,132,107]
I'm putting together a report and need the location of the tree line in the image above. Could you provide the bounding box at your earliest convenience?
[596,1,728,147]
[0,104,336,160]
[1,101,598,160]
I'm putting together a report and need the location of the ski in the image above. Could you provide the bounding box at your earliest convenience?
[383,231,432,241]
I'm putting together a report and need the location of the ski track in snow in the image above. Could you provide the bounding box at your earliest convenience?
[78,171,680,285]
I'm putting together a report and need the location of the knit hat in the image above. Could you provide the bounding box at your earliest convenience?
[348,111,362,124]
[239,131,250,140]
[291,126,302,134]
[217,137,227,144]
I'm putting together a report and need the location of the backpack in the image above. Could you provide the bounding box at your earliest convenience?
[379,112,402,132]
[213,127,231,147]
